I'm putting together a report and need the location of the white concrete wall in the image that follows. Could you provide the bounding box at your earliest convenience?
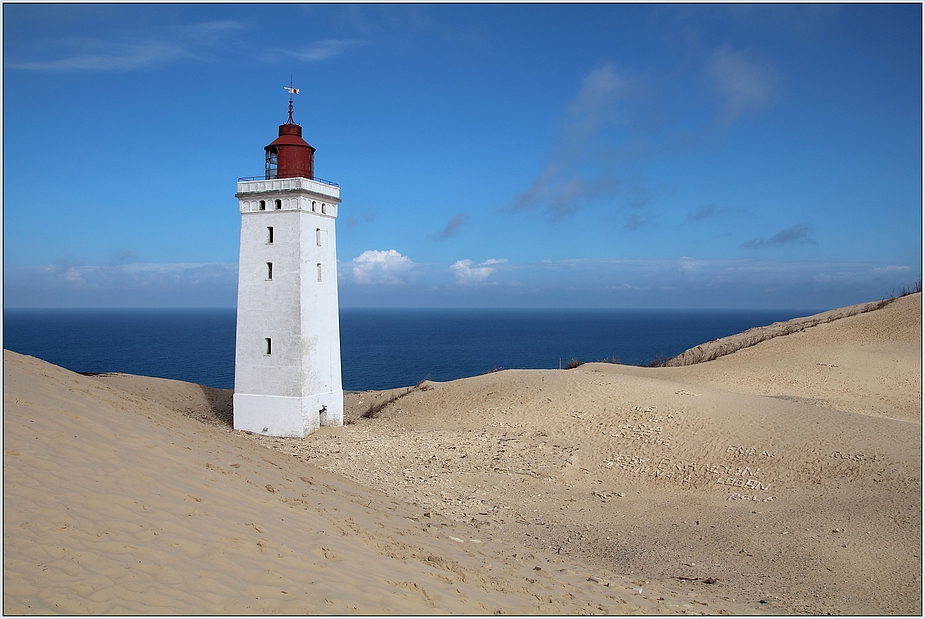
[233,391,342,437]
[237,177,341,204]
[233,178,343,437]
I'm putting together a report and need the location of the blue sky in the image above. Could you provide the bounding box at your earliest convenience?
[3,3,922,309]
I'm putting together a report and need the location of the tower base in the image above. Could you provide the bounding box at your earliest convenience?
[233,390,344,437]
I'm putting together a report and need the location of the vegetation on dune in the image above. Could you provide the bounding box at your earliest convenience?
[662,286,921,368]
[354,378,432,422]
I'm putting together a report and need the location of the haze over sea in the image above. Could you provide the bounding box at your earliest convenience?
[4,308,817,391]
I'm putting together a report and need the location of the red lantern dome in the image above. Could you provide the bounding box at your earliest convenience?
[265,86,315,180]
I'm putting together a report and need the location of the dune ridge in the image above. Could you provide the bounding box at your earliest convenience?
[4,293,921,614]
[664,296,904,367]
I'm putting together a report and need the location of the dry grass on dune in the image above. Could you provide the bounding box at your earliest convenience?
[633,292,922,422]
[3,292,921,615]
[662,292,917,367]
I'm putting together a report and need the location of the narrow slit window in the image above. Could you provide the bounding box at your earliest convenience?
[275,199,282,210]
[311,201,316,212]
[317,262,322,282]
[321,203,326,214]
[259,200,266,211]
[267,226,274,244]
[316,228,322,246]
[266,262,273,280]
[265,338,272,355]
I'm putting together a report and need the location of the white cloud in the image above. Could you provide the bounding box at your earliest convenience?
[285,39,362,62]
[451,258,505,285]
[8,41,189,71]
[347,249,414,284]
[180,20,245,37]
[509,65,631,219]
[564,64,635,144]
[510,49,781,223]
[709,47,779,122]
[6,21,246,71]
[64,268,82,282]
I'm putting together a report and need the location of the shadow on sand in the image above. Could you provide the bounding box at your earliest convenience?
[200,386,234,429]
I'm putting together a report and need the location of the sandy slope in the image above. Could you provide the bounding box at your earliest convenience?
[4,293,921,614]
[638,292,922,422]
[4,352,752,614]
[663,296,906,367]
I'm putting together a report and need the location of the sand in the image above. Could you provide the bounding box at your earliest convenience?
[4,293,921,614]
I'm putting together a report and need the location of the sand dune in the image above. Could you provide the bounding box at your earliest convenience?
[3,353,750,614]
[4,293,921,614]
[654,292,922,422]
[664,296,904,367]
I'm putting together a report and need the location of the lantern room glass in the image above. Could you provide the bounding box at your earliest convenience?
[265,148,278,179]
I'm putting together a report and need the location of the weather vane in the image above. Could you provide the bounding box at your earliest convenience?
[284,74,300,124]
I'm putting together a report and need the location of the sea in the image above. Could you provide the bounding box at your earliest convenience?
[3,308,817,392]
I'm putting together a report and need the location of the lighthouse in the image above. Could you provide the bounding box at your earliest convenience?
[233,86,343,437]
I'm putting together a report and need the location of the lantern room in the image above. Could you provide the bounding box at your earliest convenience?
[265,91,316,180]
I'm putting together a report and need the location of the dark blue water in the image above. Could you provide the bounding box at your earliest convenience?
[3,308,816,391]
[4,309,238,389]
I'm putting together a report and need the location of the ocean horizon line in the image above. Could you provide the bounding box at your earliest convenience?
[3,305,828,313]
[5,306,826,391]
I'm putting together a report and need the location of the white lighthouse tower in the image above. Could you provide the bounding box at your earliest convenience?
[233,86,343,437]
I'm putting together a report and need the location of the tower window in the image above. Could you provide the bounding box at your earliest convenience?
[267,226,274,244]
[266,262,273,280]
[317,263,322,282]
[275,199,282,210]
[321,203,326,214]
[316,228,322,246]
[312,201,316,212]
[259,200,266,211]
[265,338,272,355]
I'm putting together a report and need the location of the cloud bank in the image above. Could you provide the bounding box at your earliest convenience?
[337,256,919,310]
[4,262,238,307]
[5,255,917,311]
